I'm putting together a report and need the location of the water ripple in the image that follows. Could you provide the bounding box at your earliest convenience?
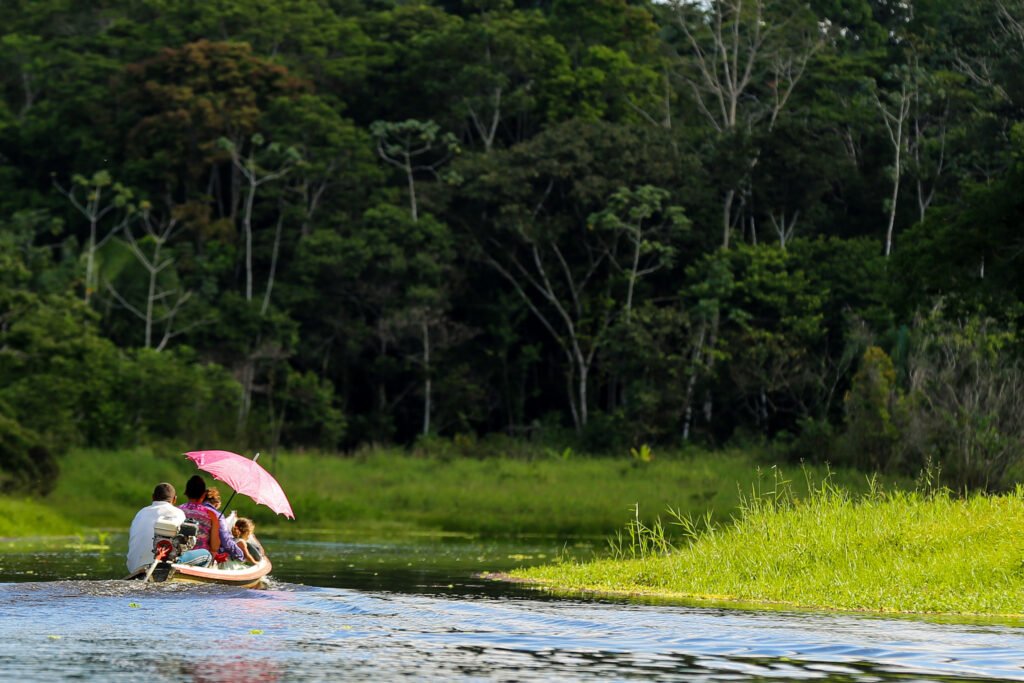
[0,579,1022,681]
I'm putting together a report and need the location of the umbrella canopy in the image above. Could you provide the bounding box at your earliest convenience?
[184,450,295,519]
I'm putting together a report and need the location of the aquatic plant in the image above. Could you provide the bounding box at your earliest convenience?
[607,504,673,560]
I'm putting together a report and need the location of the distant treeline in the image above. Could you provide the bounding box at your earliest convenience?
[2,0,1024,492]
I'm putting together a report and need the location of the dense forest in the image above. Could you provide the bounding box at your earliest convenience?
[3,0,1024,492]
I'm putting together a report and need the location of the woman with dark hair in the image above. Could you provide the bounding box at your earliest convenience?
[177,475,220,566]
[202,486,245,564]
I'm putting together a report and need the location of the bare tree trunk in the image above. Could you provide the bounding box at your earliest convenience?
[875,82,912,258]
[682,322,707,441]
[404,154,418,222]
[577,354,589,429]
[54,178,123,303]
[722,189,736,249]
[144,242,159,348]
[243,176,257,301]
[884,157,901,258]
[565,363,581,432]
[625,235,642,323]
[86,216,99,303]
[237,357,255,436]
[769,210,799,249]
[261,207,285,315]
[109,212,195,350]
[466,86,503,153]
[226,140,297,306]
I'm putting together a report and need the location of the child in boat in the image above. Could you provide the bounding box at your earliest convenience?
[232,517,265,564]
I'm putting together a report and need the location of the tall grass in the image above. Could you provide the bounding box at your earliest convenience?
[515,471,1024,615]
[30,447,882,537]
[0,498,77,537]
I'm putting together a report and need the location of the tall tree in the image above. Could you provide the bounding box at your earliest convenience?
[53,171,133,302]
[666,0,825,248]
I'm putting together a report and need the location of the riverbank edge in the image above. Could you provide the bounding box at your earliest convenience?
[502,485,1024,619]
[482,571,1024,621]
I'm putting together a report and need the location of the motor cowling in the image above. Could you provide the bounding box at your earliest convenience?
[152,519,198,563]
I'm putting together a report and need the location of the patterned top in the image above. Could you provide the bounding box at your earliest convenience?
[179,501,215,551]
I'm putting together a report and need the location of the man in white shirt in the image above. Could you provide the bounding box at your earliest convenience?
[126,482,186,574]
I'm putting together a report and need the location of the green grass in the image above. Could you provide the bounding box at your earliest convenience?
[0,498,78,537]
[17,445,883,537]
[512,476,1024,616]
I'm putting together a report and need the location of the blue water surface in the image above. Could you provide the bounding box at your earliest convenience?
[0,536,1021,681]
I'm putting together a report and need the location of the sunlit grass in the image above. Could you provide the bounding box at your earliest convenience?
[513,473,1024,615]
[21,446,886,537]
[0,498,77,537]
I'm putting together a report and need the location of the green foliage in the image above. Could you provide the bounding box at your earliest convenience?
[607,503,672,560]
[775,417,836,465]
[837,346,901,471]
[0,415,55,494]
[0,497,77,537]
[275,369,347,450]
[3,0,1024,480]
[897,314,1024,491]
[117,348,240,445]
[629,444,654,463]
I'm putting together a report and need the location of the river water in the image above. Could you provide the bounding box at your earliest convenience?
[1,534,1023,681]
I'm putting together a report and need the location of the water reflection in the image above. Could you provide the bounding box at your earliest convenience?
[0,538,1022,681]
[181,659,282,683]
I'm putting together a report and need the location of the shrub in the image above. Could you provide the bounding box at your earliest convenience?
[899,317,1024,490]
[0,414,57,494]
[776,417,836,464]
[837,346,901,471]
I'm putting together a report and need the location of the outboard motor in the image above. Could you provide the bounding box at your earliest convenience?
[152,519,198,564]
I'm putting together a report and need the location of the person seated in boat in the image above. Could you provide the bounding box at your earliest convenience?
[202,487,245,565]
[177,475,223,567]
[127,482,186,575]
[232,517,265,564]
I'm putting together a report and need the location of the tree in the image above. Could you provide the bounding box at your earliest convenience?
[666,0,824,248]
[871,66,913,257]
[901,314,1024,490]
[119,40,307,204]
[285,203,457,441]
[664,0,825,433]
[263,94,380,237]
[370,119,458,222]
[838,345,901,470]
[53,170,133,302]
[462,122,683,431]
[682,245,826,436]
[219,134,302,309]
[413,6,574,151]
[101,203,204,350]
[590,185,689,324]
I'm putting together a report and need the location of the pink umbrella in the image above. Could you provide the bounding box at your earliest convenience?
[184,450,295,519]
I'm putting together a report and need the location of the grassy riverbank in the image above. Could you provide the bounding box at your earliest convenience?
[9,446,881,538]
[0,498,78,538]
[511,478,1024,616]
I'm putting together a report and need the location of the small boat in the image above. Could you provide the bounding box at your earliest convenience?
[128,557,272,588]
